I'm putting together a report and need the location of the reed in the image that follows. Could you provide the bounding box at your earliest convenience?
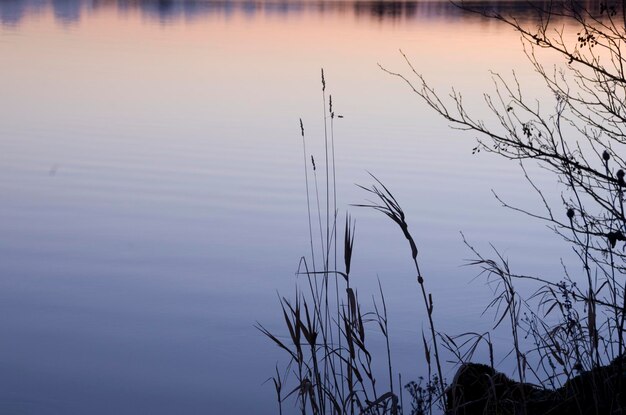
[355,175,447,410]
[258,71,408,415]
[262,49,626,413]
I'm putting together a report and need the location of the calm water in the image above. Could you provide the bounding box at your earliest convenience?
[0,1,576,413]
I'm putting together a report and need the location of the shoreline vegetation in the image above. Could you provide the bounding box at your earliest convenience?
[260,1,626,413]
[1,0,590,27]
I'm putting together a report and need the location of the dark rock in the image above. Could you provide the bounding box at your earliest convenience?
[446,357,626,414]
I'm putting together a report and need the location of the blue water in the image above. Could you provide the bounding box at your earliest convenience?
[0,1,574,413]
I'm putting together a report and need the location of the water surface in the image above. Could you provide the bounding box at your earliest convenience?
[0,1,575,413]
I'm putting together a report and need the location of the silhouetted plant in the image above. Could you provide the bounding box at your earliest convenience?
[264,2,626,414]
[380,0,626,413]
[355,175,447,410]
[404,378,436,415]
[258,72,407,415]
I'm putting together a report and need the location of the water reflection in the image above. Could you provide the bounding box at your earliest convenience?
[0,0,605,26]
[51,0,81,23]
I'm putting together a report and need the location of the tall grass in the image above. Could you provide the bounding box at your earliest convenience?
[260,67,626,414]
[355,175,447,410]
[256,72,382,415]
[258,71,445,415]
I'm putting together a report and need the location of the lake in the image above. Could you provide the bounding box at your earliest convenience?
[0,1,577,413]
